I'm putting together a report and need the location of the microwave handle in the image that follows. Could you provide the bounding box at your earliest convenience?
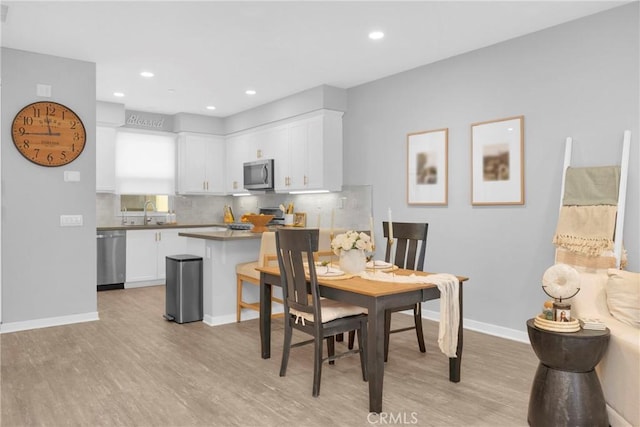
[262,164,269,184]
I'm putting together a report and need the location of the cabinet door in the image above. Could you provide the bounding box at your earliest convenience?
[178,134,225,194]
[225,134,249,193]
[125,230,158,283]
[288,121,309,190]
[268,126,291,191]
[156,229,187,280]
[204,138,226,194]
[96,126,116,193]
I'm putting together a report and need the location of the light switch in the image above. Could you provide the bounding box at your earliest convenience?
[37,84,52,97]
[64,171,81,182]
[60,215,83,227]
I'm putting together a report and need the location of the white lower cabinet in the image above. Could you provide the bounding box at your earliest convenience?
[125,228,187,286]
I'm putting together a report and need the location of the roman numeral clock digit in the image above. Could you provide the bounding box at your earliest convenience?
[10,101,86,167]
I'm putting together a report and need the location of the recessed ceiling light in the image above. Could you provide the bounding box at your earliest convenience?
[113,92,125,97]
[369,31,385,40]
[140,71,154,78]
[206,105,216,110]
[245,89,256,95]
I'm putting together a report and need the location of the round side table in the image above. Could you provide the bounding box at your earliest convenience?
[526,318,610,427]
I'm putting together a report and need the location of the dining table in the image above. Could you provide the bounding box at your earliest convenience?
[257,265,469,413]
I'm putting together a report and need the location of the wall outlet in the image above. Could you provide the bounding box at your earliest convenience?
[60,215,83,227]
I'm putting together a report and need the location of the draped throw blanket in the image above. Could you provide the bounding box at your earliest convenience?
[358,271,460,357]
[553,205,617,257]
[563,166,620,206]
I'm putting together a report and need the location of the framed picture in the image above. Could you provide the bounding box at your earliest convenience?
[294,212,307,227]
[407,128,448,205]
[471,116,524,205]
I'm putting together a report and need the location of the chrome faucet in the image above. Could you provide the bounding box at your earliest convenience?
[143,201,156,225]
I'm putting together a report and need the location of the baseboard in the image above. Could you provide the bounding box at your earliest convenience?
[204,306,285,326]
[422,309,530,344]
[1,311,100,334]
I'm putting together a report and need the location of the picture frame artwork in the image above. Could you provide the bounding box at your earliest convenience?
[407,128,448,205]
[471,116,524,205]
[293,212,306,227]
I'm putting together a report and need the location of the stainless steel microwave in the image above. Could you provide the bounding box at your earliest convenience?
[243,159,274,190]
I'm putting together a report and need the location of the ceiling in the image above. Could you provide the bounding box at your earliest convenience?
[1,1,629,117]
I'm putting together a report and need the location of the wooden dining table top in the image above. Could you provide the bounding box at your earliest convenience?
[257,265,468,297]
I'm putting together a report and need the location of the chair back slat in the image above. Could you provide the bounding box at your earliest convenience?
[276,229,321,319]
[382,222,428,271]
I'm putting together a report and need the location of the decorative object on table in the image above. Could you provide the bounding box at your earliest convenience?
[407,128,448,205]
[331,230,374,274]
[471,115,524,205]
[534,263,581,332]
[244,214,274,233]
[11,101,87,167]
[293,212,306,227]
[580,318,607,330]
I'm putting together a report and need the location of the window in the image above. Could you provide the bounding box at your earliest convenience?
[115,130,176,194]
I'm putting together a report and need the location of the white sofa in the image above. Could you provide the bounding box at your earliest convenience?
[567,267,640,427]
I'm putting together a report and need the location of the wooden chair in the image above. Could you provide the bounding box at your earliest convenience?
[348,221,428,362]
[276,228,368,397]
[235,232,282,322]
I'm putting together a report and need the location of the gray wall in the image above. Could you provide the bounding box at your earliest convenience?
[1,48,97,324]
[344,4,639,334]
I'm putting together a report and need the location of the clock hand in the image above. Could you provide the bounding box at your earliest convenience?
[45,115,53,135]
[23,131,62,136]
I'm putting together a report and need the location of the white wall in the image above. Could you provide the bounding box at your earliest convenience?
[1,48,97,330]
[344,4,639,334]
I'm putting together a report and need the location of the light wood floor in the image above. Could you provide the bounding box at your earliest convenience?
[1,285,538,426]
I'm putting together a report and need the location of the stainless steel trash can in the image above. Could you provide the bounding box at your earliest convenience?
[164,254,203,324]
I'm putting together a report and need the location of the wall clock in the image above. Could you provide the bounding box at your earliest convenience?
[11,101,87,167]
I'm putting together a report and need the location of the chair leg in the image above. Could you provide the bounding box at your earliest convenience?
[384,309,392,362]
[312,334,323,397]
[413,303,426,353]
[279,317,292,377]
[357,324,368,382]
[347,330,355,350]
[327,336,335,365]
[236,277,243,323]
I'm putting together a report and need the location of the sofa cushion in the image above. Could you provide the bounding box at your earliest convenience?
[606,269,640,328]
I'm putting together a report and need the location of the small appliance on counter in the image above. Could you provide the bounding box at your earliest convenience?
[259,207,285,225]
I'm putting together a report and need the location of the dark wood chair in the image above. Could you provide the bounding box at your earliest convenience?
[348,221,428,362]
[275,228,368,397]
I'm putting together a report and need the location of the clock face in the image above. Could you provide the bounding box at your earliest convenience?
[11,101,87,167]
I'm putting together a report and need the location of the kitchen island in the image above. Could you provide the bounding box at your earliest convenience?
[178,229,263,325]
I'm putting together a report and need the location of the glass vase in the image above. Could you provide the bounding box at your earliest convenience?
[339,249,367,274]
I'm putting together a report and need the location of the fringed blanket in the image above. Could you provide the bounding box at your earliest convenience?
[358,271,460,357]
[553,205,617,256]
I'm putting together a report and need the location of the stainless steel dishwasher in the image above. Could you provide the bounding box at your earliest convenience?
[97,229,126,291]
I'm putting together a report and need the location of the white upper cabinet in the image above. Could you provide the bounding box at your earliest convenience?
[224,110,343,194]
[177,133,226,194]
[225,133,252,193]
[275,110,343,193]
[96,126,117,193]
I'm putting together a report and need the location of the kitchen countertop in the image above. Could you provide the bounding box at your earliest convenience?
[178,229,264,241]
[97,223,225,231]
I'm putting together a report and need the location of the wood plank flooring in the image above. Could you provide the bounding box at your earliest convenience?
[1,285,538,426]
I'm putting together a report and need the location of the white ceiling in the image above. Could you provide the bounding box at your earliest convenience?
[1,1,629,117]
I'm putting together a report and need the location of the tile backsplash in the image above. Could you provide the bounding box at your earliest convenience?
[96,185,372,230]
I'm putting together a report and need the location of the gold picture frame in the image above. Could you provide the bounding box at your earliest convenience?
[471,116,524,205]
[407,128,448,205]
[293,212,307,227]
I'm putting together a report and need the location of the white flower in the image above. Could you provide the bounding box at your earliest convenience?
[331,230,373,255]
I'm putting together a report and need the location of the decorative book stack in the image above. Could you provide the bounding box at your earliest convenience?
[580,318,606,330]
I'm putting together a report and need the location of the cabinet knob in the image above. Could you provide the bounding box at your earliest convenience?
[257,149,262,158]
